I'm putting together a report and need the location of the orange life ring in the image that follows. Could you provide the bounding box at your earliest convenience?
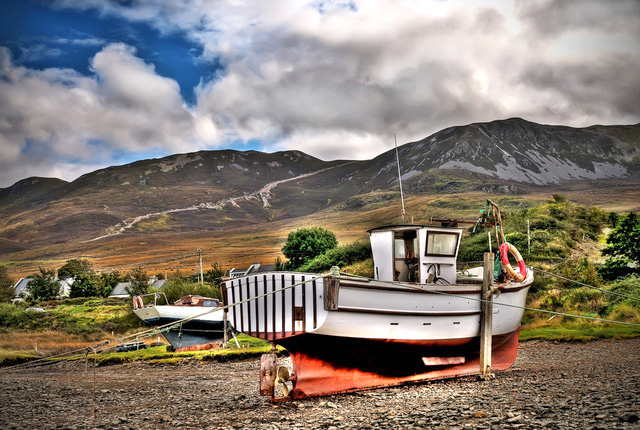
[499,242,527,282]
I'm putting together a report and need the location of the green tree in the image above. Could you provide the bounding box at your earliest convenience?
[282,227,338,270]
[98,271,123,297]
[57,258,94,279]
[600,212,640,280]
[0,266,14,302]
[27,268,61,300]
[69,273,99,298]
[203,262,225,286]
[126,266,149,297]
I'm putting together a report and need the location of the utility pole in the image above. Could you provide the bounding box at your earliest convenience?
[527,219,531,258]
[197,248,204,284]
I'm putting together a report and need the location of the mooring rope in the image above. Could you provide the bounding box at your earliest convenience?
[3,266,638,371]
[351,272,640,328]
[530,266,640,303]
[0,272,333,371]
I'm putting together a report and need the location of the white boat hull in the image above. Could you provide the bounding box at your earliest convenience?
[221,270,532,397]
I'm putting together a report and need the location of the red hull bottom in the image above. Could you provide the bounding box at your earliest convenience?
[277,328,520,399]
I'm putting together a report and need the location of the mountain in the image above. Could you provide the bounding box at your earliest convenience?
[400,118,640,185]
[0,177,69,212]
[1,118,638,248]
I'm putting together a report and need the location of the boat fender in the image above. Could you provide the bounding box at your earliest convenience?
[134,296,144,310]
[499,242,526,283]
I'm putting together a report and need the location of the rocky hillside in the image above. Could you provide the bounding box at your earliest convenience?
[0,118,638,246]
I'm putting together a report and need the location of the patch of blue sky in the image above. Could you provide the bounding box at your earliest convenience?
[0,0,221,104]
[107,148,174,167]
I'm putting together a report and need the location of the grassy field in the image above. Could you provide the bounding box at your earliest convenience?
[1,190,638,367]
[4,186,640,279]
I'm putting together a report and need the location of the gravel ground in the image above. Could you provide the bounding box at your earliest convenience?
[0,339,639,430]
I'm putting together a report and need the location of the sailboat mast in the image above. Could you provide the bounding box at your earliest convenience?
[394,133,406,221]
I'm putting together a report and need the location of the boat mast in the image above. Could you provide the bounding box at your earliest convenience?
[394,133,406,222]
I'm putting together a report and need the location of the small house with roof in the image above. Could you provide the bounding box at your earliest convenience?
[109,282,131,298]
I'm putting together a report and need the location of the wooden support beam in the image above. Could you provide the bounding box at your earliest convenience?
[479,252,495,380]
[223,310,228,348]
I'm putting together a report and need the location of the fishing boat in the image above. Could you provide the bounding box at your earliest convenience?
[220,203,533,399]
[132,293,227,352]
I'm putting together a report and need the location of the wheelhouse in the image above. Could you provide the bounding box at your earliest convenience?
[368,224,463,284]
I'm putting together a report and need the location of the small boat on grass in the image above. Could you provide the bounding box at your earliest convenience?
[132,294,227,352]
[220,203,533,399]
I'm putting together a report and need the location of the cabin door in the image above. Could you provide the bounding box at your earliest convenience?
[370,231,394,281]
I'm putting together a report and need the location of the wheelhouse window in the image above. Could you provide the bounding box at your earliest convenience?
[425,232,459,257]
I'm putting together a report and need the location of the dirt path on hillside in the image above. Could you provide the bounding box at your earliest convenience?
[87,162,355,242]
[1,339,639,429]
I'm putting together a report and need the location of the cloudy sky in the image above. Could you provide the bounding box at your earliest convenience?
[0,0,638,188]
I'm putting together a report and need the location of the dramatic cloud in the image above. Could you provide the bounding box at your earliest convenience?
[0,44,218,186]
[1,0,639,186]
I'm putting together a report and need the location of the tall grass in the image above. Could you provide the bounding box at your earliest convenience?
[0,330,119,354]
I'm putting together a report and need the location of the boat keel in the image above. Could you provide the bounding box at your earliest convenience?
[274,328,520,399]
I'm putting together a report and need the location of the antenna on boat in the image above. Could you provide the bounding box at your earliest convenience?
[394,133,406,222]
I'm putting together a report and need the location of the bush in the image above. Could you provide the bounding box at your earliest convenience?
[552,258,602,290]
[0,267,14,302]
[154,278,222,303]
[0,303,46,330]
[458,233,490,263]
[608,304,640,323]
[600,275,640,316]
[298,241,372,273]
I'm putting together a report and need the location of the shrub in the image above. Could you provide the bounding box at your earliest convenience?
[0,267,14,302]
[458,233,490,262]
[608,304,640,323]
[600,275,640,316]
[298,241,372,273]
[154,277,222,303]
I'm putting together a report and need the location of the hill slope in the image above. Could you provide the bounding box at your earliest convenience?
[0,119,638,248]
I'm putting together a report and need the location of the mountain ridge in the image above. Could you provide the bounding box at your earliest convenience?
[1,118,638,248]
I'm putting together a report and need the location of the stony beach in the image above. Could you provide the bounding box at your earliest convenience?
[1,338,639,429]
